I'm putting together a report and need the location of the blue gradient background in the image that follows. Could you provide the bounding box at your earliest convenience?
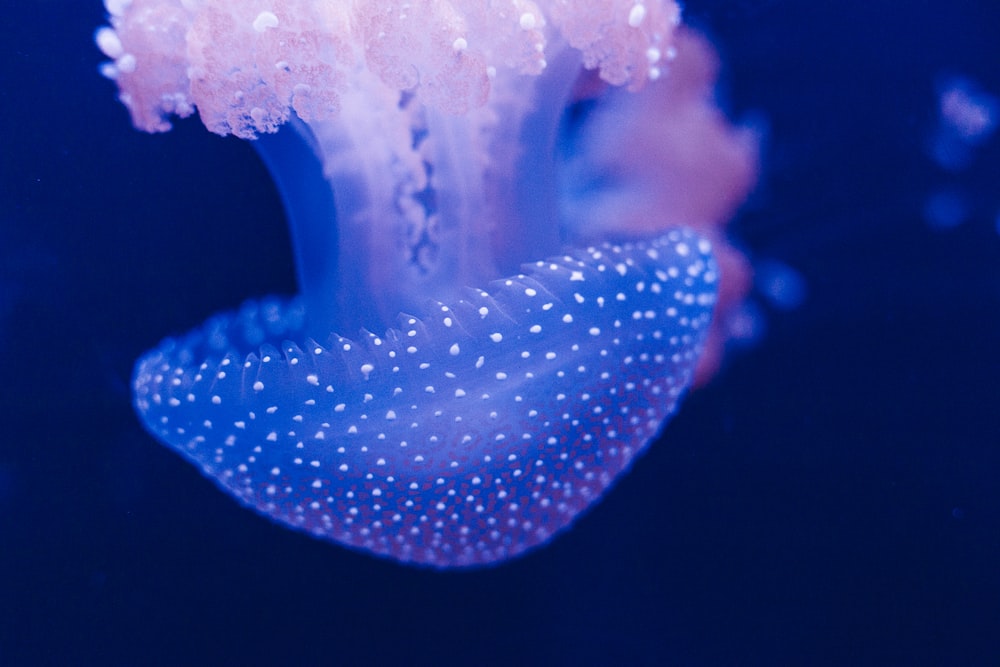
[2,2,999,665]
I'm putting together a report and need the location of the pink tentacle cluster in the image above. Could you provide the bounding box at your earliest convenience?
[97,0,681,138]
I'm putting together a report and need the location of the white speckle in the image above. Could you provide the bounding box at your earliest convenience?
[252,11,279,32]
[519,12,537,30]
[449,343,461,356]
[104,0,130,17]
[628,4,646,27]
[529,325,542,334]
[253,381,264,391]
[452,37,467,51]
[94,27,123,58]
[116,54,136,74]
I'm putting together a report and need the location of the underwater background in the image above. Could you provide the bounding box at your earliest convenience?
[2,1,999,665]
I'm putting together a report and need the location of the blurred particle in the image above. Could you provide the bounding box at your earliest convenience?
[724,298,766,349]
[923,188,971,230]
[755,259,807,311]
[928,77,998,172]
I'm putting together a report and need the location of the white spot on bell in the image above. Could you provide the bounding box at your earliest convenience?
[253,11,279,33]
[628,4,647,28]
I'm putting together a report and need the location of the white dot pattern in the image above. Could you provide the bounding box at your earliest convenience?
[133,230,717,568]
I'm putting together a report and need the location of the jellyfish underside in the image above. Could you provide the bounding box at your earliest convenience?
[105,1,755,567]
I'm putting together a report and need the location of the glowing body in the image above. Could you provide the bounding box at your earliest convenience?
[99,0,756,566]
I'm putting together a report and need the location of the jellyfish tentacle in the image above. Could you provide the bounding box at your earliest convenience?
[252,118,341,339]
[99,0,687,335]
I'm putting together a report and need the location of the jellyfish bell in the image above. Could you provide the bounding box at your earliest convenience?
[98,0,758,567]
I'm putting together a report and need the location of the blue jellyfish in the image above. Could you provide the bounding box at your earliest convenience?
[97,0,757,567]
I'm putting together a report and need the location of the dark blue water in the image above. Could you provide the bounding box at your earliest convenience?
[2,1,999,665]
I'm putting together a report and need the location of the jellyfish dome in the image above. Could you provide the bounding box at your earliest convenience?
[97,0,758,567]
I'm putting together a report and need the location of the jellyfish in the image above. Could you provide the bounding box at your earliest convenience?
[97,0,758,567]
